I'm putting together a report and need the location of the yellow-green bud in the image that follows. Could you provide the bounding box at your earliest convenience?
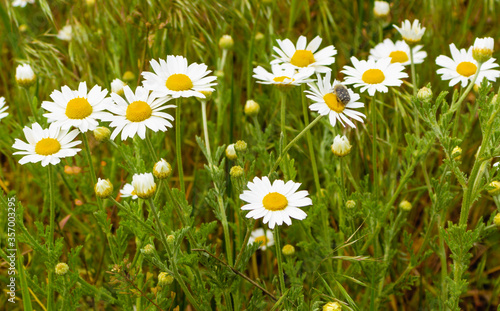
[452,146,462,161]
[86,0,96,6]
[244,100,260,116]
[19,24,28,33]
[331,135,352,157]
[122,71,135,82]
[55,263,69,276]
[494,213,500,227]
[153,158,172,179]
[219,35,234,50]
[93,127,111,142]
[167,235,175,245]
[346,200,356,209]
[399,200,412,211]
[215,70,224,78]
[158,272,174,286]
[230,165,244,178]
[323,301,342,311]
[226,144,237,160]
[472,37,494,63]
[199,90,213,101]
[255,32,264,41]
[235,140,247,153]
[282,244,295,256]
[417,86,432,101]
[95,178,113,198]
[143,244,155,255]
[488,181,500,196]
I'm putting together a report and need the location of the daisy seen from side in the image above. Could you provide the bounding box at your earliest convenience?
[120,183,138,200]
[253,64,315,88]
[248,228,275,250]
[369,38,427,66]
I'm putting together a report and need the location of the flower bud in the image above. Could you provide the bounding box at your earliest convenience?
[55,263,69,276]
[15,64,36,87]
[373,1,390,18]
[199,90,213,101]
[244,100,260,116]
[230,165,244,178]
[399,200,412,211]
[331,135,352,157]
[452,146,462,161]
[167,235,175,245]
[235,140,247,153]
[132,173,156,199]
[158,272,174,286]
[417,86,432,101]
[346,200,356,209]
[488,181,500,196]
[282,244,295,256]
[494,213,500,227]
[86,0,96,6]
[255,32,265,41]
[122,71,136,82]
[219,35,234,50]
[142,244,155,255]
[95,178,113,198]
[472,37,494,63]
[215,70,224,78]
[323,301,342,311]
[226,144,237,160]
[93,127,111,142]
[111,79,126,96]
[153,158,172,179]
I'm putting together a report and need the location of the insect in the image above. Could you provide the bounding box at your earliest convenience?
[333,84,351,107]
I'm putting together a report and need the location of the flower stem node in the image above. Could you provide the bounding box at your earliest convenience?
[142,244,155,255]
[494,213,500,227]
[16,64,36,87]
[230,165,244,178]
[226,144,237,160]
[244,100,260,116]
[346,200,356,209]
[132,173,156,199]
[282,244,295,256]
[331,135,352,157]
[153,158,172,179]
[373,1,390,18]
[488,181,500,196]
[399,200,412,211]
[93,127,111,142]
[235,140,247,153]
[451,146,462,161]
[219,35,234,50]
[472,37,494,64]
[95,178,113,198]
[55,263,69,276]
[158,272,174,286]
[323,301,342,311]
[417,86,433,101]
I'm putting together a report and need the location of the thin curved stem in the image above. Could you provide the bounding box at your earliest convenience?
[175,99,185,193]
[300,85,321,193]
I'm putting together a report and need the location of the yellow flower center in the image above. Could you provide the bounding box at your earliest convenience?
[126,101,152,122]
[254,235,268,246]
[456,61,477,77]
[389,50,409,63]
[273,76,294,83]
[131,190,136,195]
[35,138,61,156]
[65,97,93,119]
[290,49,315,67]
[323,93,345,113]
[166,73,193,91]
[361,69,385,84]
[262,192,288,211]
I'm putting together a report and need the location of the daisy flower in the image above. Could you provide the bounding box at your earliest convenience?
[393,19,425,45]
[369,39,427,66]
[12,122,81,167]
[141,55,217,99]
[341,57,408,96]
[42,82,113,133]
[57,25,73,41]
[253,64,314,88]
[102,85,175,140]
[0,97,9,122]
[306,72,365,128]
[12,0,34,7]
[248,228,275,250]
[240,176,311,229]
[436,43,500,87]
[271,36,337,73]
[120,183,138,200]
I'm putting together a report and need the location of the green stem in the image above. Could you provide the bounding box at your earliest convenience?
[145,134,157,162]
[201,100,212,163]
[300,85,321,192]
[47,165,55,311]
[371,94,379,199]
[280,91,288,179]
[175,98,185,193]
[269,115,324,175]
[23,87,40,124]
[273,226,286,296]
[82,133,98,187]
[410,47,420,138]
[337,157,346,273]
[450,62,483,113]
[108,139,137,172]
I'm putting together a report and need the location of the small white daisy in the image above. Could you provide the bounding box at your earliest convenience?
[341,57,408,96]
[369,39,427,66]
[0,97,9,122]
[57,25,73,41]
[42,82,113,133]
[12,0,34,8]
[393,19,426,45]
[306,72,365,128]
[253,64,314,87]
[436,43,500,87]
[102,85,175,140]
[12,122,81,167]
[271,36,337,73]
[248,228,275,250]
[141,55,217,99]
[240,176,311,229]
[120,183,138,200]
